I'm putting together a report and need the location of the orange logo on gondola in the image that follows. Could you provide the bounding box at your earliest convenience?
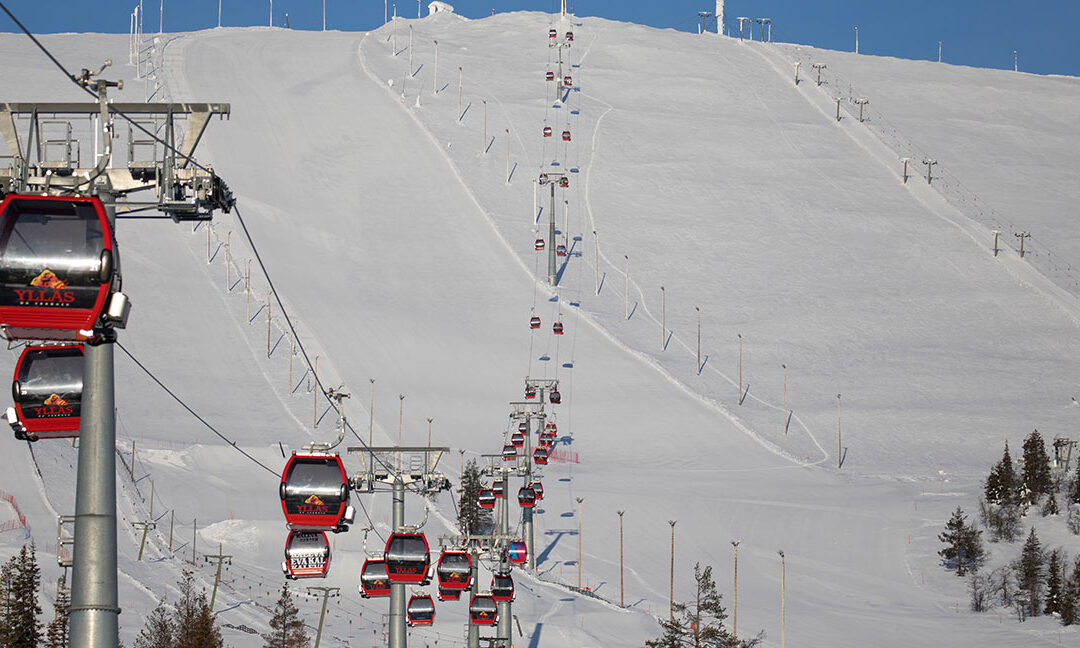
[30,270,68,290]
[297,494,330,515]
[31,393,75,418]
[44,393,68,406]
[13,269,76,306]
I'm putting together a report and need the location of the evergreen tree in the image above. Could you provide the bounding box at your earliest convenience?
[938,507,984,576]
[263,584,309,648]
[1045,549,1065,616]
[1016,527,1046,617]
[985,442,1019,505]
[44,579,69,648]
[133,600,174,648]
[1021,430,1053,504]
[2,543,44,648]
[646,563,736,648]
[1042,491,1060,517]
[1061,557,1080,625]
[1071,460,1080,506]
[457,459,490,535]
[172,572,222,648]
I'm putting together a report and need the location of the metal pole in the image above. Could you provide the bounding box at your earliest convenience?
[458,67,463,119]
[506,128,511,184]
[695,307,701,374]
[168,510,174,553]
[322,0,326,31]
[617,510,625,607]
[191,518,197,564]
[433,40,439,94]
[313,356,319,427]
[624,255,629,319]
[218,0,221,28]
[738,334,743,401]
[1013,50,1018,72]
[309,587,338,648]
[69,189,119,648]
[854,26,859,53]
[779,550,786,648]
[548,182,557,285]
[660,287,666,350]
[482,100,487,153]
[368,379,375,445]
[782,364,788,434]
[389,478,406,648]
[467,542,480,648]
[937,40,942,63]
[732,541,739,643]
[426,417,433,447]
[576,498,584,589]
[593,231,599,294]
[837,393,842,469]
[668,520,676,621]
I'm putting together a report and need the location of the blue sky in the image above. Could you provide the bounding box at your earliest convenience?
[2,1,1077,76]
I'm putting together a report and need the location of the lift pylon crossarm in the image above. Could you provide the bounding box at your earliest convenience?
[0,102,232,220]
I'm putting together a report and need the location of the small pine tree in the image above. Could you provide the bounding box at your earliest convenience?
[172,572,222,648]
[263,584,309,648]
[44,579,69,648]
[986,442,1019,505]
[1022,430,1053,504]
[1043,491,1060,517]
[646,563,736,648]
[134,600,175,648]
[1045,549,1065,616]
[1016,527,1046,617]
[938,508,984,576]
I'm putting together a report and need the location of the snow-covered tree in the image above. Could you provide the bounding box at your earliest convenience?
[44,581,69,648]
[1061,556,1080,625]
[1042,491,1060,517]
[1070,460,1080,506]
[1021,430,1052,504]
[263,584,309,648]
[938,507,984,576]
[0,543,43,648]
[1016,527,1046,617]
[985,442,1020,510]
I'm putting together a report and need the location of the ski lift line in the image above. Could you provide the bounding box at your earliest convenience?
[114,342,281,477]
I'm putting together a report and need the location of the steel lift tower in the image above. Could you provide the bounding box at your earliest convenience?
[538,173,567,285]
[0,62,232,648]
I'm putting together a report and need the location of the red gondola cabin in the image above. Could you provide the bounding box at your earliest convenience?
[508,541,527,564]
[566,31,574,42]
[518,486,536,508]
[470,594,498,625]
[360,559,391,598]
[0,195,126,341]
[437,550,472,590]
[530,316,541,329]
[563,75,572,87]
[553,321,564,335]
[562,130,571,142]
[384,533,431,584]
[556,244,567,257]
[478,488,496,509]
[546,71,555,81]
[7,344,83,441]
[533,447,549,465]
[543,125,553,137]
[548,28,557,38]
[549,390,562,404]
[406,595,435,626]
[279,454,354,531]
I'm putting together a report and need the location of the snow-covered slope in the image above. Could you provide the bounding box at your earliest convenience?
[0,10,1078,647]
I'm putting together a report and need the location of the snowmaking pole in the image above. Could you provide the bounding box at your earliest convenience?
[389,477,406,648]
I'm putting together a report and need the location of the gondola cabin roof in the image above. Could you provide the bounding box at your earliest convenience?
[10,344,83,441]
[384,533,431,585]
[0,194,118,342]
[359,559,391,598]
[469,594,498,625]
[279,454,350,531]
[282,530,331,579]
[406,595,435,626]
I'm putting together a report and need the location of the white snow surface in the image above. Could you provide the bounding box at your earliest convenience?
[0,10,1078,647]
